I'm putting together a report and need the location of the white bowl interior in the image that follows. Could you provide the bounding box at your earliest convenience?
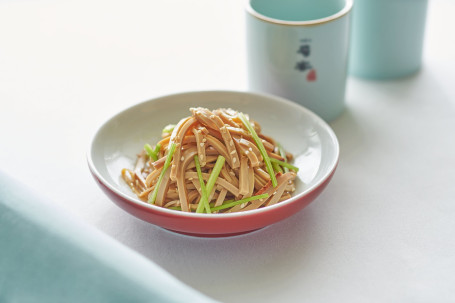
[89,91,339,211]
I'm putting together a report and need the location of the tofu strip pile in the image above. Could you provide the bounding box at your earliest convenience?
[121,107,297,213]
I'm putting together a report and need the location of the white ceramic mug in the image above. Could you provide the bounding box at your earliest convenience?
[245,0,353,122]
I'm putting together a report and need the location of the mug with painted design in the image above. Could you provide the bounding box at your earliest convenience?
[245,0,353,122]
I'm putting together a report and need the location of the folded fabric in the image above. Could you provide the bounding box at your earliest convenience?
[0,171,217,303]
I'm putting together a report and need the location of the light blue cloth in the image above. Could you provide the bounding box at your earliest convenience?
[0,171,216,303]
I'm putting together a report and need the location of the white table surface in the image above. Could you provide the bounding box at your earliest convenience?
[1,0,454,302]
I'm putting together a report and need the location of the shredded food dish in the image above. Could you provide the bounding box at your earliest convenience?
[122,107,298,213]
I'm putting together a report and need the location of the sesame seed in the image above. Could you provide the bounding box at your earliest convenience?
[181,156,184,161]
[200,143,204,147]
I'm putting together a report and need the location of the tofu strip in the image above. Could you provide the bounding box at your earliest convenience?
[247,166,255,198]
[169,116,197,181]
[267,150,285,161]
[254,174,266,190]
[153,169,171,207]
[238,137,262,161]
[191,107,240,169]
[213,109,240,127]
[226,126,252,139]
[214,188,228,207]
[205,135,233,168]
[131,151,147,190]
[187,190,200,204]
[176,147,198,212]
[233,136,261,167]
[239,156,249,196]
[145,167,162,187]
[240,172,296,212]
[254,167,271,181]
[220,164,239,187]
[261,139,275,152]
[185,172,240,197]
[192,127,207,167]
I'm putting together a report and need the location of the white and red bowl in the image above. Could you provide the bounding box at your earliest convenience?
[87,90,339,237]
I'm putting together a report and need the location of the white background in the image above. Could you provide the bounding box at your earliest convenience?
[1,0,454,302]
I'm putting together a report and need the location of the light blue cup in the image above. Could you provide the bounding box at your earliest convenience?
[349,0,428,79]
[246,0,353,122]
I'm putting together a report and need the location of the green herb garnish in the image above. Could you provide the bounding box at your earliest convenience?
[148,143,176,204]
[162,124,176,135]
[144,143,159,161]
[210,194,269,212]
[194,155,211,214]
[272,161,283,173]
[154,143,161,156]
[195,155,225,213]
[269,158,299,172]
[238,112,277,187]
[277,142,289,173]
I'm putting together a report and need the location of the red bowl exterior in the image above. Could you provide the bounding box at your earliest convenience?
[89,164,337,237]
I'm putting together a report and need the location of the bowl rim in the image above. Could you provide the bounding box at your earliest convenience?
[87,89,339,218]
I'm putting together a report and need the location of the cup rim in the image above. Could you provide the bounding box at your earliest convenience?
[246,0,353,26]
